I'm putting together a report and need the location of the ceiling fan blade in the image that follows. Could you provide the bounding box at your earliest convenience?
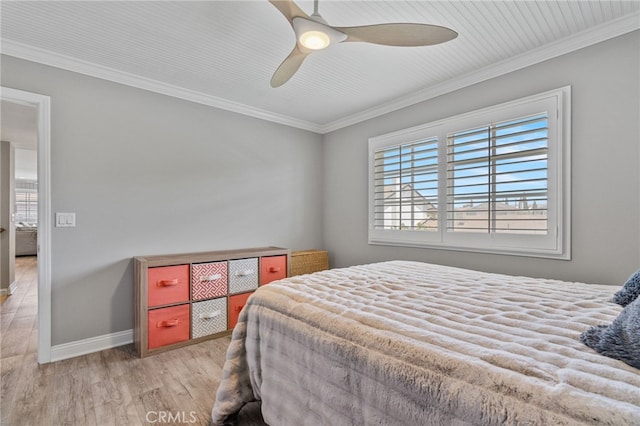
[271,45,311,88]
[268,0,309,24]
[335,23,457,47]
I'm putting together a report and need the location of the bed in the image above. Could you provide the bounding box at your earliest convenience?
[211,261,640,425]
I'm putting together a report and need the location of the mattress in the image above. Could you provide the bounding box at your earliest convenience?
[211,261,640,425]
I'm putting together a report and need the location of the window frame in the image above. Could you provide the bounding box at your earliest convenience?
[368,86,571,259]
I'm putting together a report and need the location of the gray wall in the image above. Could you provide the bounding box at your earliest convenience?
[0,141,16,291]
[323,30,640,285]
[1,56,324,345]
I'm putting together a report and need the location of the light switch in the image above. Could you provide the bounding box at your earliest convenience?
[56,212,76,227]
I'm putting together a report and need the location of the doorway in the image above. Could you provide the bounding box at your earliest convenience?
[1,87,51,363]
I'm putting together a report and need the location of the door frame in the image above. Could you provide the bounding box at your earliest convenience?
[1,86,51,363]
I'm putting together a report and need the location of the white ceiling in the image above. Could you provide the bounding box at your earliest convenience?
[1,1,639,134]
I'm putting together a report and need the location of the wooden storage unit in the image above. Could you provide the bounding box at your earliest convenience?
[134,246,289,357]
[290,250,329,276]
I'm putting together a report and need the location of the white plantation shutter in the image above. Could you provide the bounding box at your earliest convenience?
[373,137,438,231]
[368,87,570,259]
[446,114,548,235]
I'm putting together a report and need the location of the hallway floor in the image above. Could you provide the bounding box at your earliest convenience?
[0,256,38,359]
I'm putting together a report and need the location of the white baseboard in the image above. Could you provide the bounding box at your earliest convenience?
[50,329,133,362]
[0,281,17,296]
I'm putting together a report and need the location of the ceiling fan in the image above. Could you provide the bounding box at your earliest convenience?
[268,0,458,87]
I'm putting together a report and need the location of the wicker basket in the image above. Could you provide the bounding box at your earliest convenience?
[291,250,329,276]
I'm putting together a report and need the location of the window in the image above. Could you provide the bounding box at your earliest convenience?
[373,137,439,232]
[369,87,570,259]
[15,191,38,223]
[15,179,38,224]
[446,113,548,235]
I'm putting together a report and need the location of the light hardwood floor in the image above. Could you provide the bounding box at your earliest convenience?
[0,257,265,426]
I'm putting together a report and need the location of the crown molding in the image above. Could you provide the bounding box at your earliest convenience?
[320,11,640,134]
[1,40,324,134]
[2,10,638,135]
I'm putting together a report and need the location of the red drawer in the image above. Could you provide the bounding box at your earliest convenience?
[147,265,189,307]
[191,262,228,301]
[260,255,287,285]
[147,304,190,349]
[228,292,252,330]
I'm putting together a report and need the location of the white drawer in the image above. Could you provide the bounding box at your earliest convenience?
[228,258,259,294]
[191,298,227,339]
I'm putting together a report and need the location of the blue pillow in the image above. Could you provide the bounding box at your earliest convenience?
[612,269,640,307]
[581,295,640,369]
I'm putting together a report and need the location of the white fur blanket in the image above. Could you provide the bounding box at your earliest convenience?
[211,261,640,425]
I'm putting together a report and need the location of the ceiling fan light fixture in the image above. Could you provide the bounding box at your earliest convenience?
[270,0,457,87]
[293,17,346,51]
[299,30,330,50]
